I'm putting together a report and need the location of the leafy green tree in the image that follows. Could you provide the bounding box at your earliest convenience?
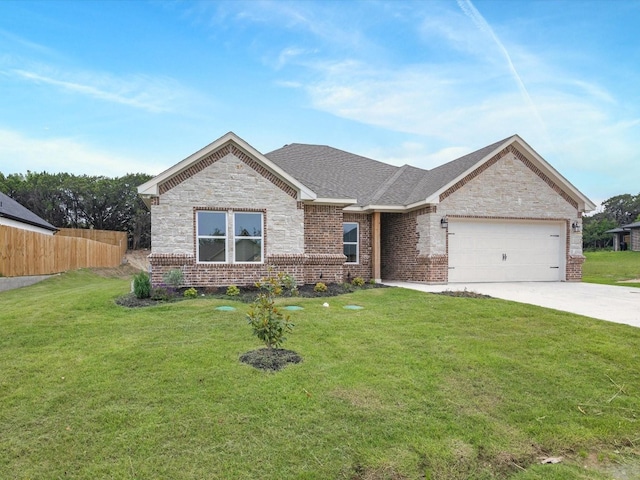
[0,171,152,248]
[582,216,617,250]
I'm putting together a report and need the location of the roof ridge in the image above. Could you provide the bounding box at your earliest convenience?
[368,164,407,204]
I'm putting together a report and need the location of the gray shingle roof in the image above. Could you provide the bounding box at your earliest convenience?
[265,136,513,208]
[622,221,640,229]
[265,143,400,205]
[0,192,57,231]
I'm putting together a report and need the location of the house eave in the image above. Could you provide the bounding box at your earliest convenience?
[307,197,358,206]
[424,134,596,213]
[0,213,58,232]
[344,200,435,214]
[137,132,318,202]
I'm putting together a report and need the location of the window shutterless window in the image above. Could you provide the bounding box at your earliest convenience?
[343,222,359,264]
[197,211,226,262]
[234,212,263,262]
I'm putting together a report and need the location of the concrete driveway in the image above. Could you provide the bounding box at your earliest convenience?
[383,281,640,328]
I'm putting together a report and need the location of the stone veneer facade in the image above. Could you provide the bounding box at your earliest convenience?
[148,146,357,287]
[148,141,586,287]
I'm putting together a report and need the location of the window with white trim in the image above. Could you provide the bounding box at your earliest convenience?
[234,212,263,262]
[196,210,263,263]
[197,211,227,262]
[343,222,359,264]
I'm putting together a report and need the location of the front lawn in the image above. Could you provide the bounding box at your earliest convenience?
[1,270,639,479]
[583,250,640,287]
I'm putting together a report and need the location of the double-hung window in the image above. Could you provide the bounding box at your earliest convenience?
[343,222,359,264]
[197,210,263,263]
[197,211,227,262]
[234,212,263,262]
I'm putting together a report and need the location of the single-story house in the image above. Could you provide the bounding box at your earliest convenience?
[0,192,57,235]
[138,132,595,287]
[608,222,640,251]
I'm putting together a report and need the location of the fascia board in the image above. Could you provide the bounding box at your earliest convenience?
[309,198,358,206]
[232,135,317,201]
[423,137,516,205]
[510,135,596,212]
[423,135,596,212]
[137,132,317,201]
[343,204,416,213]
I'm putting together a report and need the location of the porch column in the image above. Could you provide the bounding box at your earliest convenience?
[372,211,381,282]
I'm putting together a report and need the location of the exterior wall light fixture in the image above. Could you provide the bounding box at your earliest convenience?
[572,221,581,233]
[440,216,448,229]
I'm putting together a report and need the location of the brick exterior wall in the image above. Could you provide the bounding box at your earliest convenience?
[343,212,372,282]
[148,140,587,286]
[436,149,585,282]
[303,204,346,284]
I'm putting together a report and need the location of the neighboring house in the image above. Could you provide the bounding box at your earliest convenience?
[0,192,57,235]
[608,222,640,251]
[138,132,595,287]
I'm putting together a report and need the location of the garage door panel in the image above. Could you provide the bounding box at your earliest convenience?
[448,220,564,283]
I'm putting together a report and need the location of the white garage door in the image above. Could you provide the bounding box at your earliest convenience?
[447,220,565,283]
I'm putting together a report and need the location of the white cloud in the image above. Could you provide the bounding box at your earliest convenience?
[10,68,189,113]
[0,129,162,177]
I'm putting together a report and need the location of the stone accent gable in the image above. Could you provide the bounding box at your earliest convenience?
[152,153,304,256]
[439,149,578,219]
[440,145,578,210]
[158,142,297,199]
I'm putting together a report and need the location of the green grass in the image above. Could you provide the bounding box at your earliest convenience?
[583,250,640,287]
[2,270,640,479]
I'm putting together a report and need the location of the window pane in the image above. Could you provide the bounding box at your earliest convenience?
[343,223,358,242]
[198,238,226,262]
[235,239,262,262]
[235,213,262,237]
[198,212,226,236]
[344,244,357,263]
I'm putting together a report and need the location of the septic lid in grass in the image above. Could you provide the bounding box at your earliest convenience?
[343,305,364,310]
[283,305,304,311]
[215,306,237,312]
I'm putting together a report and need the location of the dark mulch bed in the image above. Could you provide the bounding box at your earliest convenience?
[116,282,387,308]
[434,290,492,299]
[239,348,303,371]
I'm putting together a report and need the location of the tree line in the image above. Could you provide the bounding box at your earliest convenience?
[0,170,637,252]
[583,193,640,250]
[0,172,152,249]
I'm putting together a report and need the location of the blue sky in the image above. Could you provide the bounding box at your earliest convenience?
[1,0,638,209]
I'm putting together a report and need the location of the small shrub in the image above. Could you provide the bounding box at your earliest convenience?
[183,287,198,298]
[226,285,240,297]
[246,294,294,349]
[351,276,365,287]
[151,287,171,301]
[369,278,376,285]
[280,272,297,292]
[246,270,295,349]
[163,269,184,289]
[133,272,151,299]
[314,282,327,293]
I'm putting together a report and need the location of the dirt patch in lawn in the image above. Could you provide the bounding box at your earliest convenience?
[239,348,302,371]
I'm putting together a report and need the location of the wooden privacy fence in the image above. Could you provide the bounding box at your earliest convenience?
[57,228,128,257]
[0,226,124,277]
